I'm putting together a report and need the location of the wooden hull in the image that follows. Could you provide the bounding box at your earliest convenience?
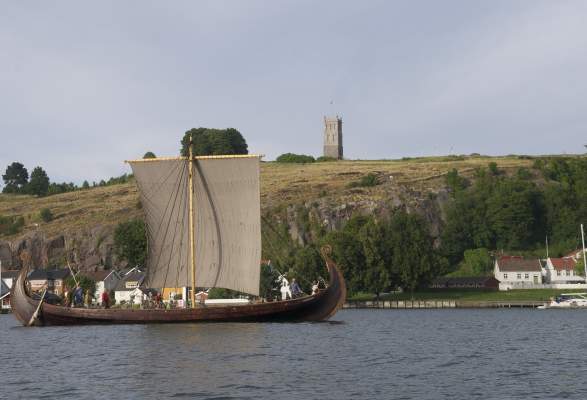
[11,249,346,326]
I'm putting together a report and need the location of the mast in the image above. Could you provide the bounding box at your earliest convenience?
[188,139,196,307]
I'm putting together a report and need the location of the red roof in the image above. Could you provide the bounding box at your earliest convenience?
[550,257,576,271]
[497,256,542,272]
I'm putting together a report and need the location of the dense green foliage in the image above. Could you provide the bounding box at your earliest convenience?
[262,210,444,298]
[2,162,28,193]
[28,166,50,196]
[275,153,316,163]
[441,158,587,268]
[40,208,53,223]
[143,151,156,159]
[180,127,248,156]
[113,219,147,268]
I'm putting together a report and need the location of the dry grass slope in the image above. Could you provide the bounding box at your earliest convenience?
[0,156,533,240]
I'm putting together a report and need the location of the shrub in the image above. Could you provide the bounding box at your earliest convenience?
[348,173,379,188]
[275,153,316,163]
[40,208,53,222]
[316,156,337,162]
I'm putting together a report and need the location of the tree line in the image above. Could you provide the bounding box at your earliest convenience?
[1,161,133,197]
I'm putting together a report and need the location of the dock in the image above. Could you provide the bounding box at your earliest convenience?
[343,300,546,309]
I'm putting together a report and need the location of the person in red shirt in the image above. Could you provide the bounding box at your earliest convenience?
[101,291,110,309]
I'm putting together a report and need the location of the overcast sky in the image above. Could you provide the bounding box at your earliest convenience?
[1,0,587,185]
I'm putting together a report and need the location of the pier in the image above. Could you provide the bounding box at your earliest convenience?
[343,300,546,309]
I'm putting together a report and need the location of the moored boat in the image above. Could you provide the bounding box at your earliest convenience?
[537,293,587,309]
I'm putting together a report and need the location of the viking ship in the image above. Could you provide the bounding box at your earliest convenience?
[11,148,346,326]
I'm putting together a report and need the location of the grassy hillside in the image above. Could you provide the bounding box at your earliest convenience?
[0,156,534,240]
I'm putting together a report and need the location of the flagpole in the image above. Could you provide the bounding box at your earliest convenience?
[581,224,587,282]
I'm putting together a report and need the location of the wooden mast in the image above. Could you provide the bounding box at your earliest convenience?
[188,139,196,307]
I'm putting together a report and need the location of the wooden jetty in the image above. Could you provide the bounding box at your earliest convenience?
[343,300,546,309]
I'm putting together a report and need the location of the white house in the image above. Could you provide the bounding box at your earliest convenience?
[114,268,145,305]
[1,270,19,290]
[0,280,10,310]
[544,257,584,284]
[494,256,543,289]
[81,270,121,303]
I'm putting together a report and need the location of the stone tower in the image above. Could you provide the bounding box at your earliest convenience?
[323,115,343,159]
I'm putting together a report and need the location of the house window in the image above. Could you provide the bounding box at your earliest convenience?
[503,273,508,279]
[557,271,561,276]
[565,270,569,276]
[517,273,522,279]
[524,273,529,279]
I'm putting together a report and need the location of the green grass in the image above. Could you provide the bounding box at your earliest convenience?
[349,289,587,302]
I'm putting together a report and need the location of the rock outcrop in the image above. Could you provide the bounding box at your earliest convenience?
[0,225,124,272]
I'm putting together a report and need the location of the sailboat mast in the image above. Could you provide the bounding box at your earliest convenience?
[188,139,196,308]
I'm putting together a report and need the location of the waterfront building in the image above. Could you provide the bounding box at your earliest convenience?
[80,270,121,304]
[113,268,145,304]
[27,269,71,295]
[0,280,10,310]
[1,270,19,290]
[494,256,543,289]
[544,257,584,284]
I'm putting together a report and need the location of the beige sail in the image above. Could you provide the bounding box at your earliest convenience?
[128,156,261,296]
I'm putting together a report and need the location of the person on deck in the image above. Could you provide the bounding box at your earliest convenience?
[84,290,92,308]
[101,290,110,309]
[73,285,83,307]
[63,288,70,307]
[291,279,302,298]
[312,281,319,295]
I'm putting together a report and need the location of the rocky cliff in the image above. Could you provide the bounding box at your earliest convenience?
[0,156,531,271]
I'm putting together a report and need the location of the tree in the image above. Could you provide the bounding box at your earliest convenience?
[445,168,468,195]
[28,166,50,196]
[2,162,28,193]
[180,127,248,156]
[358,218,392,298]
[143,151,156,159]
[114,219,147,268]
[388,211,439,297]
[82,180,90,189]
[462,248,492,276]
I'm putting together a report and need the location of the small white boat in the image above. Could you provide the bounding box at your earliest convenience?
[538,293,587,309]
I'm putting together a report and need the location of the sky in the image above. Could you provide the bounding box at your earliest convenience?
[1,0,587,185]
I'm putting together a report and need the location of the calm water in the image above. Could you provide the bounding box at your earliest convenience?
[1,309,587,399]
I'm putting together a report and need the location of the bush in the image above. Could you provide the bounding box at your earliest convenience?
[316,156,337,162]
[40,208,53,222]
[275,153,316,163]
[348,173,379,188]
